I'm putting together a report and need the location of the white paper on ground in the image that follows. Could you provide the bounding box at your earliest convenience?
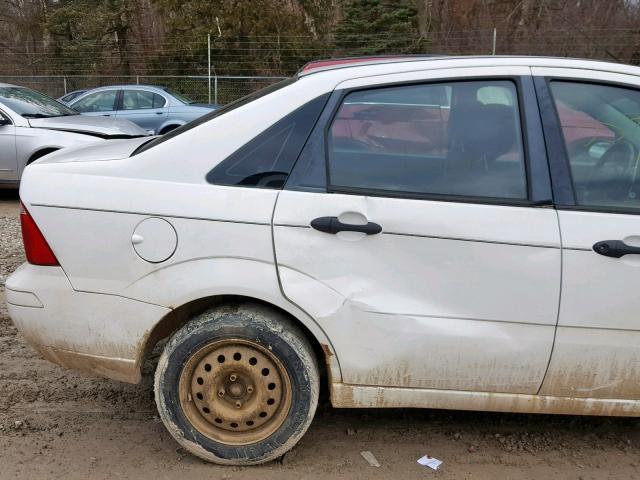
[360,450,381,467]
[417,455,443,470]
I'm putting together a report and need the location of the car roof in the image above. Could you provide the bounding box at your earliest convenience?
[297,55,640,79]
[298,55,446,74]
[83,84,167,91]
[0,82,21,88]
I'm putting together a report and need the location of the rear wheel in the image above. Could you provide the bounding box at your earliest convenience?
[154,303,319,465]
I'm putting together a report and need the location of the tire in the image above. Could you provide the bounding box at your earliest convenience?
[154,303,319,465]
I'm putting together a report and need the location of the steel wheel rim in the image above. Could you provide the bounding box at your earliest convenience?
[178,338,292,445]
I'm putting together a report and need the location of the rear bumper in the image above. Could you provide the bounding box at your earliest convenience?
[27,344,139,383]
[5,263,171,383]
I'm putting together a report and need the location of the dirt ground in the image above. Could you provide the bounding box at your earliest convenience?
[1,189,640,480]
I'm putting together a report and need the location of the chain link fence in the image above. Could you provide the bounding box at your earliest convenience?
[0,75,287,104]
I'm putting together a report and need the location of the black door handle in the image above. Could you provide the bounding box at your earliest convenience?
[593,240,640,258]
[311,216,382,235]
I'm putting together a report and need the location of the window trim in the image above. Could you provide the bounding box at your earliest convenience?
[537,75,640,215]
[114,89,123,110]
[321,76,544,207]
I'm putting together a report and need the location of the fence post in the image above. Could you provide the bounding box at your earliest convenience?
[136,75,140,85]
[492,28,497,55]
[208,33,212,104]
[63,76,67,95]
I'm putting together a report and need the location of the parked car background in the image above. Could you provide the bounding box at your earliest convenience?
[0,83,149,186]
[67,85,218,135]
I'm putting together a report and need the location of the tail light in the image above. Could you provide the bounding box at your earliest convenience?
[20,202,59,266]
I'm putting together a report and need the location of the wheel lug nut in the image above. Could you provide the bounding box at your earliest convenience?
[235,401,242,409]
[229,374,237,382]
[218,389,225,397]
[247,386,254,394]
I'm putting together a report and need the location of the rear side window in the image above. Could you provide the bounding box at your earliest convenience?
[122,90,166,110]
[72,90,118,113]
[206,94,329,189]
[327,80,527,200]
[550,81,640,211]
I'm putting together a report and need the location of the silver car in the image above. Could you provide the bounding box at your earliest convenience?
[0,83,149,187]
[68,85,217,135]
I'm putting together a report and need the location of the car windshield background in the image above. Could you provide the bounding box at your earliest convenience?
[551,81,640,212]
[327,80,527,200]
[0,87,78,118]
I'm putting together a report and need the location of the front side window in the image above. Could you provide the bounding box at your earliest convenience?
[328,80,527,200]
[122,90,166,110]
[551,81,640,211]
[73,90,118,113]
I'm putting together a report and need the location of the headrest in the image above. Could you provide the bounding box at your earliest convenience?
[449,101,517,160]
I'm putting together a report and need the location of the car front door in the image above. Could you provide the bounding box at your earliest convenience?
[273,68,561,394]
[116,89,168,134]
[534,68,640,400]
[0,110,17,181]
[71,89,118,117]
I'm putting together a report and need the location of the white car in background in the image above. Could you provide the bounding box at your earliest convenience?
[0,83,149,187]
[7,56,640,465]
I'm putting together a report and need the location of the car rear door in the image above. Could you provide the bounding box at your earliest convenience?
[0,109,17,181]
[273,67,561,394]
[116,89,168,134]
[533,68,640,400]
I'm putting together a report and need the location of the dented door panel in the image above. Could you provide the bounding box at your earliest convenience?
[274,191,561,394]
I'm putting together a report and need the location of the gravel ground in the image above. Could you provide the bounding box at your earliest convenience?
[1,190,640,479]
[0,191,22,288]
[0,221,22,287]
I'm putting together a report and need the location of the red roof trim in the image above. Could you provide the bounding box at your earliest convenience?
[299,56,438,74]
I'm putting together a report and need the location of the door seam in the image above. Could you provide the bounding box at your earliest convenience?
[537,208,563,394]
[269,191,344,377]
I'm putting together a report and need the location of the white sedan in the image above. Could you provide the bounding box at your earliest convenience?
[0,83,149,187]
[7,56,640,465]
